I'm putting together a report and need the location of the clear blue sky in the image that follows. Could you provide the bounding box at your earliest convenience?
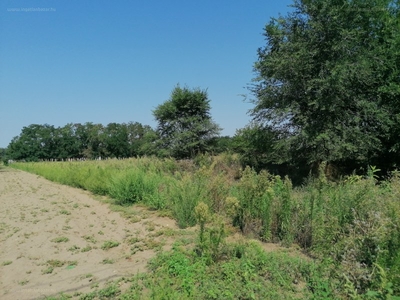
[0,0,294,148]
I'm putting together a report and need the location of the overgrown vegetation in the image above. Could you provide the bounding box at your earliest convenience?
[244,0,400,178]
[5,0,400,297]
[10,155,400,298]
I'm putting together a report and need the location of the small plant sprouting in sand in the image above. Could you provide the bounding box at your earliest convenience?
[67,260,78,267]
[42,260,77,274]
[126,236,140,244]
[68,245,80,252]
[144,221,156,232]
[101,241,120,250]
[81,245,92,252]
[51,236,69,243]
[80,274,94,281]
[47,259,65,268]
[18,280,29,286]
[42,266,54,274]
[82,235,97,244]
[101,258,114,264]
[2,260,12,266]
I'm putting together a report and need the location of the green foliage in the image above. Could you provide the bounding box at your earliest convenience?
[97,283,120,298]
[169,172,209,228]
[0,148,7,164]
[7,124,57,161]
[109,169,157,205]
[51,236,69,243]
[231,167,276,241]
[6,121,158,161]
[10,157,400,297]
[2,260,12,266]
[101,241,120,250]
[208,135,235,154]
[153,85,221,159]
[233,123,287,170]
[136,240,330,299]
[194,203,227,263]
[194,202,210,247]
[251,0,400,174]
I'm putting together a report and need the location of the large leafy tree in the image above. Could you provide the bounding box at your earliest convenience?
[81,123,106,159]
[251,0,400,172]
[153,85,221,159]
[103,123,129,158]
[233,123,287,170]
[7,124,57,161]
[53,123,81,159]
[126,122,158,156]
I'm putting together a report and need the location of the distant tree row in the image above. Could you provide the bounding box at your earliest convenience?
[6,122,155,161]
[5,86,232,162]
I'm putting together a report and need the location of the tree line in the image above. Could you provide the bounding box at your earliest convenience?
[4,86,232,162]
[6,122,155,161]
[4,0,400,181]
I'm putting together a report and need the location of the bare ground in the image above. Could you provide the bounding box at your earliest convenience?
[0,168,179,300]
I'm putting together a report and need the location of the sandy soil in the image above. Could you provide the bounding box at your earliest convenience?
[0,168,178,300]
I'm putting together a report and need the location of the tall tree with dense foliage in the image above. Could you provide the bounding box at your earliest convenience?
[233,124,286,170]
[153,85,221,158]
[7,124,56,161]
[251,0,400,173]
[103,123,130,158]
[126,122,158,156]
[54,123,82,159]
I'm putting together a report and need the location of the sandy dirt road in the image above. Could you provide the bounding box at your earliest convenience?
[0,168,177,300]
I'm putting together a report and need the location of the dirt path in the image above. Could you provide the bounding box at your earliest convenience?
[0,168,178,300]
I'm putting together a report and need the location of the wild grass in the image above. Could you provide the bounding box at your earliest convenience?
[101,240,119,250]
[10,155,400,298]
[51,236,69,243]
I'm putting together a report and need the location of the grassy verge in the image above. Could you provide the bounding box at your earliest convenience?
[44,237,333,300]
[10,155,400,298]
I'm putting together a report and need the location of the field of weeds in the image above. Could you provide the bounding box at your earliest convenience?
[9,155,400,299]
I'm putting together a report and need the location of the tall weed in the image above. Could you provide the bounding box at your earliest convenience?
[231,167,275,241]
[169,171,209,228]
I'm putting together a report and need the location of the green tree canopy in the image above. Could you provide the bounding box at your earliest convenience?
[6,121,156,161]
[251,0,400,173]
[153,85,221,159]
[7,124,56,161]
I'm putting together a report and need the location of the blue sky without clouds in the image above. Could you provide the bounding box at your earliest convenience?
[0,0,294,148]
